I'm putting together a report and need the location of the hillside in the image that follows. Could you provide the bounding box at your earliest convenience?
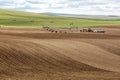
[44,13,120,20]
[0,27,120,80]
[0,9,120,28]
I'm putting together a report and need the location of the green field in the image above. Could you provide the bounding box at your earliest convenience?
[0,9,120,28]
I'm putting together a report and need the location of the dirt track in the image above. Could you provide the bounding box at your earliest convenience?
[0,27,120,80]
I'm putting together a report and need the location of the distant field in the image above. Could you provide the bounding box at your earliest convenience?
[0,9,120,28]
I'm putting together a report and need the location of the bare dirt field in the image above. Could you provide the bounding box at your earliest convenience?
[0,27,120,80]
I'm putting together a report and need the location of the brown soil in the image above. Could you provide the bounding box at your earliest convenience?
[0,27,120,80]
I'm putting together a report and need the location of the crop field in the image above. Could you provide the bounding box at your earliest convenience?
[0,9,120,28]
[0,9,120,80]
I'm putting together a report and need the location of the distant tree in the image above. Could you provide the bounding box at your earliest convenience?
[70,22,74,25]
[13,19,16,21]
[31,20,35,22]
[50,21,54,23]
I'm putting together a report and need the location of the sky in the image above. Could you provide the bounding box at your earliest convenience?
[0,0,120,15]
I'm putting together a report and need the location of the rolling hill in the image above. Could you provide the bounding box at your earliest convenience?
[44,12,120,20]
[0,9,120,28]
[0,10,120,79]
[0,28,120,80]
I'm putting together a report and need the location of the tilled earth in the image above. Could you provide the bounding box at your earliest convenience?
[0,27,120,80]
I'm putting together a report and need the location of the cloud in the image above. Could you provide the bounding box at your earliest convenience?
[0,0,120,15]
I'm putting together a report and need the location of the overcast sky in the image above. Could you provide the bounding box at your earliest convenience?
[0,0,120,15]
